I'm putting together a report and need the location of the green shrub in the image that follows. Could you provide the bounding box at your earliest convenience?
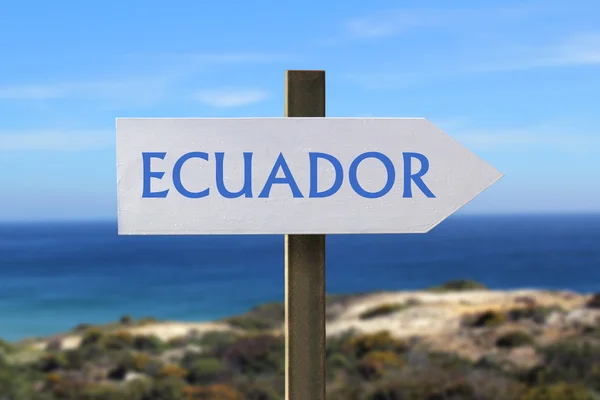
[157,364,188,379]
[529,340,600,389]
[250,302,284,323]
[107,363,127,380]
[195,331,238,351]
[223,334,285,376]
[62,348,86,369]
[326,352,351,380]
[45,371,62,386]
[225,303,284,332]
[359,303,413,320]
[431,379,475,399]
[38,353,68,372]
[46,338,63,352]
[508,306,562,324]
[0,339,14,355]
[80,328,104,347]
[327,353,350,369]
[120,315,134,325]
[522,382,595,400]
[363,379,430,400]
[123,352,152,372]
[237,381,282,400]
[357,351,404,380]
[124,378,153,400]
[326,329,357,357]
[150,377,186,400]
[328,384,363,400]
[226,316,271,331]
[0,357,54,400]
[117,351,164,377]
[133,335,166,353]
[73,323,93,332]
[167,336,188,348]
[427,351,475,370]
[184,383,243,400]
[65,342,112,367]
[103,331,135,350]
[137,317,158,326]
[496,331,535,348]
[185,356,227,385]
[472,310,506,327]
[357,358,384,381]
[71,382,129,400]
[362,374,478,400]
[429,279,488,292]
[586,293,600,309]
[363,350,404,366]
[345,331,407,359]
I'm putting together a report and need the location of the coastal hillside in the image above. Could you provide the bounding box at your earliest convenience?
[2,280,600,399]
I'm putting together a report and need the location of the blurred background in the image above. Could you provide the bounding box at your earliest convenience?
[0,1,598,399]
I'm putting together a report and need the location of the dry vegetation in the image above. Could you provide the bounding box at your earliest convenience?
[2,280,600,399]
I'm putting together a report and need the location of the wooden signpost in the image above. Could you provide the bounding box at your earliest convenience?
[116,70,502,400]
[284,71,326,400]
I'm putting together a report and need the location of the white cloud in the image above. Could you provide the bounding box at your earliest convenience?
[340,5,542,40]
[0,131,112,151]
[335,3,600,88]
[456,131,600,150]
[148,52,297,64]
[0,52,292,103]
[0,74,178,106]
[542,33,600,66]
[439,119,600,152]
[0,85,70,100]
[460,33,600,72]
[344,9,456,39]
[345,32,600,89]
[193,89,268,108]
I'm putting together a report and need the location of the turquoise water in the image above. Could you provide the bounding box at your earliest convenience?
[0,214,598,341]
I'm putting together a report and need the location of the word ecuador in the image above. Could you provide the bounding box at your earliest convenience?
[142,151,436,199]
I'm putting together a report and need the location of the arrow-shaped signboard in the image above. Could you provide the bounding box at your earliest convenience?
[116,117,502,235]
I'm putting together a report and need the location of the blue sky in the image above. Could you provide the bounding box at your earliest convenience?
[0,0,598,220]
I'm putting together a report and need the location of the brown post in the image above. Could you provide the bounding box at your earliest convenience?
[284,70,326,400]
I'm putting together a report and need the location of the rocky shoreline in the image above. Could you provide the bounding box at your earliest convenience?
[3,281,600,399]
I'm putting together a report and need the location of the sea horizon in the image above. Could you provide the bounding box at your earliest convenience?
[2,210,599,225]
[0,213,599,341]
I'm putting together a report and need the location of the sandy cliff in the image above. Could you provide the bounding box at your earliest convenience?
[26,287,598,371]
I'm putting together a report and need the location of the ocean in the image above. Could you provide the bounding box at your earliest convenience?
[0,214,599,342]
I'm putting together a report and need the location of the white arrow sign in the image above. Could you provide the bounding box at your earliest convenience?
[116,118,502,235]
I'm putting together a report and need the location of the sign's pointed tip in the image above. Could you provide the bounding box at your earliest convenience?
[493,169,505,183]
[480,160,504,186]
